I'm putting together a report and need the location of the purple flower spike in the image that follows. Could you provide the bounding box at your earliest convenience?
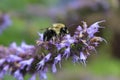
[0,21,106,79]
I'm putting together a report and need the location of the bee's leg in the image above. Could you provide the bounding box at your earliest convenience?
[43,31,50,41]
[51,30,57,42]
[43,35,46,41]
[52,36,55,42]
[59,27,69,37]
[52,34,57,42]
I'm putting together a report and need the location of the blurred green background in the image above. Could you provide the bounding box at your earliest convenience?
[0,0,120,80]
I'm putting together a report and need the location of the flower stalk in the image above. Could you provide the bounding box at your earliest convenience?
[0,21,105,80]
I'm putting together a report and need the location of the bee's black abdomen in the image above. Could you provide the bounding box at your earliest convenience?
[43,29,57,41]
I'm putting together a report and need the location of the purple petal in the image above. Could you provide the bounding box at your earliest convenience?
[9,42,18,49]
[87,20,105,38]
[21,41,34,49]
[19,58,34,70]
[3,65,9,72]
[89,20,105,29]
[80,52,87,66]
[16,47,25,54]
[88,46,97,54]
[44,53,51,62]
[3,14,12,26]
[0,59,5,66]
[63,47,70,59]
[64,34,71,39]
[55,54,61,64]
[56,43,66,50]
[14,70,24,80]
[0,71,5,78]
[7,55,22,62]
[37,59,45,70]
[80,52,87,60]
[76,25,82,31]
[72,55,79,63]
[0,65,9,78]
[38,32,44,41]
[52,63,57,73]
[39,68,48,80]
[29,74,36,80]
[54,54,62,69]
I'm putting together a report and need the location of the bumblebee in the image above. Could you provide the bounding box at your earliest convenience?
[43,23,69,41]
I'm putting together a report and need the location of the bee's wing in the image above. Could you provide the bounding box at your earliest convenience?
[39,27,49,31]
